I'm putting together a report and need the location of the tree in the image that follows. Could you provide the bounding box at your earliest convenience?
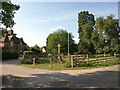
[46,29,77,55]
[104,15,120,53]
[78,11,95,54]
[1,1,20,29]
[0,28,7,37]
[92,17,105,54]
[92,15,120,53]
[91,30,102,53]
[30,44,41,53]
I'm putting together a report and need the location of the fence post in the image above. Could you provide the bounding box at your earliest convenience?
[71,55,73,67]
[104,53,107,65]
[109,54,111,61]
[104,53,106,60]
[50,58,52,67]
[87,54,89,66]
[48,53,52,67]
[33,57,35,66]
[114,52,116,61]
[96,53,98,65]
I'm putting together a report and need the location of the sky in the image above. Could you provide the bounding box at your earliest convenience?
[10,1,119,47]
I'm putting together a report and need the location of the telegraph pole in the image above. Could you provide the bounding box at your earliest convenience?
[68,32,69,57]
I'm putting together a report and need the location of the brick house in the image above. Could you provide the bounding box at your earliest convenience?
[0,30,27,53]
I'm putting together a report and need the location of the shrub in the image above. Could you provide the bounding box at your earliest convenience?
[19,58,33,64]
[38,58,50,64]
[64,57,71,68]
[2,51,19,60]
[19,54,23,58]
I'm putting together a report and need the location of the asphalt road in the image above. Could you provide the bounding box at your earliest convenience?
[1,59,119,88]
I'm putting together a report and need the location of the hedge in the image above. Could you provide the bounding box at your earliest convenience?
[2,51,19,60]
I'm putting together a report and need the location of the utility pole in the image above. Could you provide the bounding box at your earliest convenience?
[68,32,70,57]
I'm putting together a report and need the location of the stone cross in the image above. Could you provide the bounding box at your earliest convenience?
[57,43,62,63]
[57,43,61,56]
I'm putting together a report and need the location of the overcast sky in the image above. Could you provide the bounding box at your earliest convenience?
[11,1,119,47]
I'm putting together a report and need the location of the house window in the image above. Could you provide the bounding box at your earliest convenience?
[10,42,14,46]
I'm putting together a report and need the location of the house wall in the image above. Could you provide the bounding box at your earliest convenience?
[1,41,26,53]
[16,43,26,53]
[1,30,27,53]
[7,40,17,52]
[0,43,4,47]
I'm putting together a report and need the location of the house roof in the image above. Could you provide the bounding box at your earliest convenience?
[0,30,27,45]
[17,38,27,45]
[8,35,13,41]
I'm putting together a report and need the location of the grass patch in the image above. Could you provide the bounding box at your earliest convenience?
[20,60,119,71]
[20,63,94,71]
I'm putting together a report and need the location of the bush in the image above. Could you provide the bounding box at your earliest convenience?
[2,51,19,60]
[64,57,71,68]
[19,54,23,58]
[19,58,33,64]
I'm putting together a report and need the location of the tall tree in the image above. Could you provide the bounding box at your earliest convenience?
[92,17,105,53]
[46,29,77,55]
[1,1,20,29]
[0,28,7,37]
[92,15,120,53]
[78,11,95,54]
[104,15,120,53]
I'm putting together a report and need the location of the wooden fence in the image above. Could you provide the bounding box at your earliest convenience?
[71,55,85,67]
[71,53,120,67]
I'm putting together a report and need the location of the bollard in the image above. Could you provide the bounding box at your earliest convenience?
[87,54,89,66]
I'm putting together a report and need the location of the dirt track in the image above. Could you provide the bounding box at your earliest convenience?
[1,59,119,88]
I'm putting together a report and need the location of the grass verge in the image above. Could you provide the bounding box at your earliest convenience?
[19,57,120,71]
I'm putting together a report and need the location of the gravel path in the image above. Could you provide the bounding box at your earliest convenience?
[2,59,51,77]
[1,59,119,88]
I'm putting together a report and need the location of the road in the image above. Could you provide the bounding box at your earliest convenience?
[1,59,119,88]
